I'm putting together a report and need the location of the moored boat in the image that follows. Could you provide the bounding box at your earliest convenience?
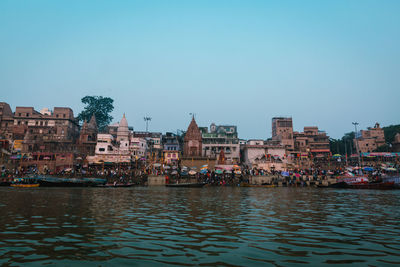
[11,183,39,188]
[96,183,136,187]
[166,183,206,188]
[34,176,106,187]
[10,178,39,188]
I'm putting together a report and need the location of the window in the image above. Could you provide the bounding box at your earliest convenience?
[63,114,66,118]
[99,148,105,152]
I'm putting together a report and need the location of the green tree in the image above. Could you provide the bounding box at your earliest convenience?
[374,144,391,152]
[383,124,400,144]
[329,132,355,155]
[77,96,114,131]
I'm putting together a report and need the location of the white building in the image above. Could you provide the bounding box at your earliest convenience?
[200,123,240,164]
[130,137,147,159]
[87,115,133,164]
[241,140,286,170]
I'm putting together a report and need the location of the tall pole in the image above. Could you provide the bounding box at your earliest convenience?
[144,117,152,132]
[352,122,360,167]
[344,138,348,165]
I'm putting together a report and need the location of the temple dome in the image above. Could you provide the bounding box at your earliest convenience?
[117,114,129,141]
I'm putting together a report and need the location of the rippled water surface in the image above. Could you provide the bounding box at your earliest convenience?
[0,187,400,266]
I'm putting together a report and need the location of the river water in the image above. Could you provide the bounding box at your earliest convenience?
[0,187,399,266]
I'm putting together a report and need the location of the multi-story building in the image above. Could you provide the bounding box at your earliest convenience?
[200,123,240,164]
[130,137,147,159]
[11,106,80,172]
[162,132,181,165]
[240,140,286,170]
[133,131,162,160]
[355,123,386,153]
[293,126,330,158]
[271,117,294,150]
[87,115,132,164]
[0,102,14,141]
[13,106,79,154]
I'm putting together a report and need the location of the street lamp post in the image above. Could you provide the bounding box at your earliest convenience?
[352,122,361,166]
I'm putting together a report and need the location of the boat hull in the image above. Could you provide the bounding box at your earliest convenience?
[11,184,39,188]
[166,183,206,188]
[96,183,136,188]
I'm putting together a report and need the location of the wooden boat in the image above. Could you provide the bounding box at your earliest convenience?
[320,181,395,189]
[166,183,206,188]
[96,183,136,188]
[11,183,39,188]
[243,184,276,188]
[11,178,39,188]
[35,176,106,187]
[0,180,11,186]
[347,182,395,190]
[382,176,400,189]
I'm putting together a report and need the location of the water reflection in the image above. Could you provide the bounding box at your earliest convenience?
[0,187,399,266]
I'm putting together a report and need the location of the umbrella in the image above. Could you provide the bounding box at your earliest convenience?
[171,170,178,175]
[188,170,197,175]
[200,169,208,174]
[153,163,161,167]
[281,171,289,177]
[164,166,171,169]
[215,169,224,174]
[385,167,397,171]
[75,157,83,160]
[363,167,374,171]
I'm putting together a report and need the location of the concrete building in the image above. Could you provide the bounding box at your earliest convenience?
[272,117,294,150]
[161,133,181,165]
[0,102,14,141]
[130,137,147,159]
[355,123,386,153]
[133,131,162,160]
[14,106,79,154]
[11,106,80,172]
[200,123,240,164]
[240,140,286,170]
[293,126,330,158]
[87,115,133,164]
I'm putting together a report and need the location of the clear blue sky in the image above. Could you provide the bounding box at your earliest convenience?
[1,0,399,139]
